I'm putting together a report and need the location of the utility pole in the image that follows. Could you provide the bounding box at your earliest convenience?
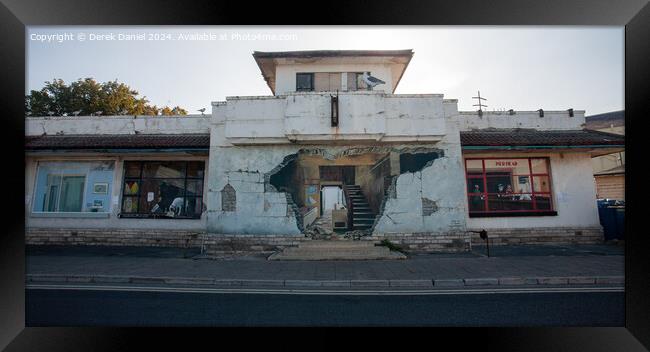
[472,90,488,117]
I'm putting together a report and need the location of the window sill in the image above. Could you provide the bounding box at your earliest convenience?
[30,212,111,219]
[118,214,202,220]
[469,211,557,218]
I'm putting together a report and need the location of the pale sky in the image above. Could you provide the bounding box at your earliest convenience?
[27,26,624,116]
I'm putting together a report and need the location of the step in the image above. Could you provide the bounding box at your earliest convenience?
[282,247,390,255]
[268,252,406,261]
[353,219,375,224]
[353,225,373,229]
[269,245,406,260]
[299,240,376,249]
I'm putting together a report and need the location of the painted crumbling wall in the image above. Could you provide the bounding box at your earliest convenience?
[372,128,468,236]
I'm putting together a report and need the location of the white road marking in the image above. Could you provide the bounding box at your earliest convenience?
[26,284,624,296]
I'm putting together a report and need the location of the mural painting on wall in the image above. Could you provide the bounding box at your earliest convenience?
[305,184,318,208]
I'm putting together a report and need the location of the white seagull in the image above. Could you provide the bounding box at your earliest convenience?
[362,72,385,90]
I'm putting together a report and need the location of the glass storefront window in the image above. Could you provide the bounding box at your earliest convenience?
[464,158,554,216]
[121,160,205,219]
[32,161,114,213]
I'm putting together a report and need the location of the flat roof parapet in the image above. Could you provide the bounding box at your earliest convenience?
[26,114,208,119]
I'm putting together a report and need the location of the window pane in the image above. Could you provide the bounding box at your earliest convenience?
[184,197,203,217]
[296,73,313,91]
[356,73,368,90]
[121,196,139,213]
[33,161,113,213]
[488,194,534,211]
[531,158,549,174]
[124,162,142,177]
[186,179,203,197]
[43,175,61,211]
[484,159,530,175]
[535,195,553,210]
[465,159,483,173]
[139,179,185,214]
[187,161,205,178]
[513,176,532,193]
[486,174,514,194]
[124,180,140,195]
[142,162,186,178]
[468,195,485,212]
[59,176,85,212]
[467,178,484,193]
[533,176,551,193]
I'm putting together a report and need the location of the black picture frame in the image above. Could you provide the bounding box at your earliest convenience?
[1,0,648,350]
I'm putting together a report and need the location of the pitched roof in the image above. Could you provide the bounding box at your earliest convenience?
[585,110,625,130]
[25,134,210,150]
[460,129,625,147]
[252,50,414,59]
[594,164,625,176]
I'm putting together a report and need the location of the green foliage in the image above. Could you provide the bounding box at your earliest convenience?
[25,78,188,117]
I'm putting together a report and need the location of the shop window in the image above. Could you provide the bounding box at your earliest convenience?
[120,161,205,219]
[32,161,114,213]
[465,158,556,217]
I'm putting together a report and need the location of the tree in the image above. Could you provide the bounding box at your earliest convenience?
[25,78,189,117]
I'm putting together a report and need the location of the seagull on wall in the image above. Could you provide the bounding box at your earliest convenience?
[197,108,206,115]
[362,72,385,90]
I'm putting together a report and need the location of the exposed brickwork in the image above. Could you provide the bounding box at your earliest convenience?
[221,184,236,211]
[468,227,604,245]
[421,198,438,216]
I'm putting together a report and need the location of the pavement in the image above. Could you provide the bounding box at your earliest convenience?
[26,243,624,289]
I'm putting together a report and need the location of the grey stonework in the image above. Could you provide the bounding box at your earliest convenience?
[26,228,306,253]
[469,227,604,245]
[27,226,604,253]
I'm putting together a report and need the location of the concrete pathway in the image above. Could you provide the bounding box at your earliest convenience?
[26,244,624,288]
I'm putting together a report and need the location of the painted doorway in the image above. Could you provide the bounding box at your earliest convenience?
[321,185,344,212]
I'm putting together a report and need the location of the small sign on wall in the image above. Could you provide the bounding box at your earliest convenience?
[93,182,108,194]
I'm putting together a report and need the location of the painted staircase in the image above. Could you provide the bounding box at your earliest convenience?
[267,240,406,260]
[345,185,376,231]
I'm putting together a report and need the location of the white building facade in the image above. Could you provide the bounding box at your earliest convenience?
[25,50,624,253]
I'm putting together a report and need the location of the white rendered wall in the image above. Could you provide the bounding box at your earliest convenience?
[275,63,394,95]
[452,110,586,131]
[219,92,448,144]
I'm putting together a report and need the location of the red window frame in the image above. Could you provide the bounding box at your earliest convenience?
[464,157,556,217]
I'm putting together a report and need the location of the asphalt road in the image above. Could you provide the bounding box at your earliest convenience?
[26,287,624,326]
